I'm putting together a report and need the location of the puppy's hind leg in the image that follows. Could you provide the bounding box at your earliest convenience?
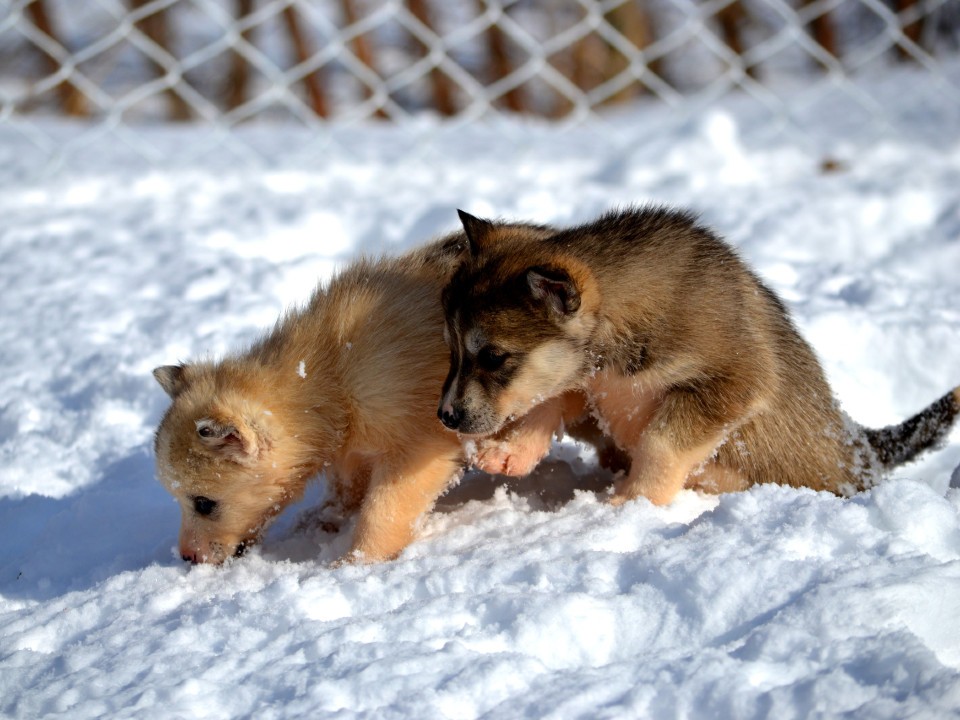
[611,379,760,506]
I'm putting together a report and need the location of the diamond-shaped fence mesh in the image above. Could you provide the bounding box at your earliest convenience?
[1,0,958,175]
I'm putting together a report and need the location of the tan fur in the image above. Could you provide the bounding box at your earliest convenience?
[471,391,589,476]
[155,234,552,564]
[440,207,960,505]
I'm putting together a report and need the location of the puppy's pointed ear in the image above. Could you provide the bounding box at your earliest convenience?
[195,418,260,466]
[526,267,581,317]
[154,365,189,398]
[457,209,495,256]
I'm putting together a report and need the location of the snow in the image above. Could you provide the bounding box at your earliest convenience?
[2,65,960,718]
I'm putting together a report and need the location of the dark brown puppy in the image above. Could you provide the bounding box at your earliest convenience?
[438,206,960,505]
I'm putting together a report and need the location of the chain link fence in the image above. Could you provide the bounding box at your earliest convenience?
[1,0,959,173]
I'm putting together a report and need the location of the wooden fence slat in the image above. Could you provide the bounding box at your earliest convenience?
[130,0,191,120]
[481,0,525,113]
[407,0,457,115]
[281,4,329,117]
[25,0,89,116]
[800,0,838,67]
[603,0,658,105]
[341,0,388,118]
[226,0,255,111]
[895,0,924,60]
[716,1,758,78]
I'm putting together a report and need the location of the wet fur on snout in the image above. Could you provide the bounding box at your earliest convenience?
[440,206,960,505]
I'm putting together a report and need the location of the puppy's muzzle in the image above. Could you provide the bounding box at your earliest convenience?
[438,402,463,430]
[180,541,247,565]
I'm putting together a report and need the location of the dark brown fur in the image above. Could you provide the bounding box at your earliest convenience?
[439,206,960,504]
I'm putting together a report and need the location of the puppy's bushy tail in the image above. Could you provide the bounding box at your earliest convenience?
[862,386,960,471]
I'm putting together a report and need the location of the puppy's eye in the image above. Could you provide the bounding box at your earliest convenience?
[193,496,218,516]
[477,347,509,371]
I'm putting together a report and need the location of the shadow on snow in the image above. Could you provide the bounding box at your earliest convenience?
[0,444,616,602]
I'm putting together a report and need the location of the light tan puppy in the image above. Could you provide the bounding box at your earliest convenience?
[439,206,960,504]
[154,235,582,565]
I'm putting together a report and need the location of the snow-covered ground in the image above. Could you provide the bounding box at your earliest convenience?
[2,66,960,718]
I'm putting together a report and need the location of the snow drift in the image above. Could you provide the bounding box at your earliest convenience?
[1,65,960,718]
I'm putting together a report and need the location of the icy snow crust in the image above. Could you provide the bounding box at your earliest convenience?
[2,94,960,716]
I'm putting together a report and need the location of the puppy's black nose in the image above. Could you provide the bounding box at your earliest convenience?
[439,405,462,430]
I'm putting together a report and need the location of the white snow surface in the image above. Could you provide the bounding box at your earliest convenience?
[3,74,960,718]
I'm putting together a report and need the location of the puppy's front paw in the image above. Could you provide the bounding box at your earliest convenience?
[472,438,548,477]
[607,477,636,506]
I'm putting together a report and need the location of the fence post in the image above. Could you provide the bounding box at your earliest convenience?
[801,0,838,66]
[281,3,329,117]
[480,0,526,113]
[603,1,658,106]
[341,0,388,118]
[407,0,457,115]
[716,1,757,78]
[226,0,254,111]
[129,0,191,120]
[895,0,924,60]
[25,0,88,117]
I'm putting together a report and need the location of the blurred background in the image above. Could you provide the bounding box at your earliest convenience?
[1,0,959,173]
